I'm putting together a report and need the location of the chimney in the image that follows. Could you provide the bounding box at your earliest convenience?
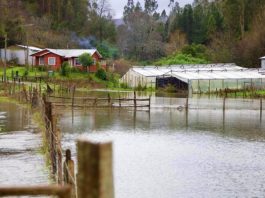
[261,56,265,69]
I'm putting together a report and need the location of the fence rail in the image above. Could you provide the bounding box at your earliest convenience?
[47,91,151,110]
[0,185,71,198]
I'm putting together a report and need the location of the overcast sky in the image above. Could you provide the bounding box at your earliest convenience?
[110,0,194,19]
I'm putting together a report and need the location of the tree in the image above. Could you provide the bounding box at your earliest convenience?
[118,3,164,61]
[144,0,158,15]
[86,0,116,43]
[78,53,94,72]
[123,0,135,21]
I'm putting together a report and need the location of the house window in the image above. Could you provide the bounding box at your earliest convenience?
[75,58,81,66]
[48,57,56,65]
[39,57,44,65]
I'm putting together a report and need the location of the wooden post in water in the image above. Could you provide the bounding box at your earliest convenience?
[108,93,111,107]
[260,98,263,120]
[223,97,226,112]
[134,91,136,109]
[56,128,63,184]
[148,95,151,110]
[119,94,121,107]
[71,85,76,109]
[185,97,189,111]
[44,100,57,176]
[77,138,114,198]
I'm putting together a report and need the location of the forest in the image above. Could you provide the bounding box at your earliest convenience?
[1,0,265,68]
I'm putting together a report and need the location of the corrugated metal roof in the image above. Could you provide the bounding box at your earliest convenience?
[47,49,99,58]
[170,70,265,83]
[128,64,265,82]
[16,45,42,51]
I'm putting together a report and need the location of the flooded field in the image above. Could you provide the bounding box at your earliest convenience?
[0,102,49,185]
[59,94,265,198]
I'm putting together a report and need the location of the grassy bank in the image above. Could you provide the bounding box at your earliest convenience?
[0,66,120,89]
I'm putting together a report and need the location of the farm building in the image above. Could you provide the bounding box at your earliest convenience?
[121,63,265,95]
[0,45,42,65]
[30,48,106,72]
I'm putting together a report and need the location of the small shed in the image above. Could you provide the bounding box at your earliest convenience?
[260,56,265,69]
[0,45,42,65]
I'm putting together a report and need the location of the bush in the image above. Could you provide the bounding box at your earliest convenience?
[23,70,29,77]
[181,44,208,59]
[120,83,129,89]
[38,66,47,72]
[60,61,71,76]
[95,68,107,80]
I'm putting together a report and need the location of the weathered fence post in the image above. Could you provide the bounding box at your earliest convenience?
[77,138,114,198]
[32,88,39,108]
[223,97,226,112]
[260,98,263,119]
[71,85,76,109]
[108,93,111,107]
[43,99,57,176]
[185,97,189,111]
[119,94,121,107]
[134,91,136,109]
[148,95,151,110]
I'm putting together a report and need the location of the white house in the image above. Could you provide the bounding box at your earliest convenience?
[0,45,42,66]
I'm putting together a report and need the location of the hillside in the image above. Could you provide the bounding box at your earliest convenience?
[1,0,265,68]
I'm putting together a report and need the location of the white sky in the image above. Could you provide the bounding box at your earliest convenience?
[110,0,194,19]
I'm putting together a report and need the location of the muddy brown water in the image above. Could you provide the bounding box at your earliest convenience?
[58,92,265,198]
[0,102,49,185]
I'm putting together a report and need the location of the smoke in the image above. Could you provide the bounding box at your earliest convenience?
[72,33,97,49]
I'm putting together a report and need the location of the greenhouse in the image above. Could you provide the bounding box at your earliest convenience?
[121,63,265,94]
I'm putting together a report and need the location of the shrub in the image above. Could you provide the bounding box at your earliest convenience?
[38,66,47,71]
[60,61,71,76]
[120,83,129,89]
[78,53,93,72]
[95,68,107,80]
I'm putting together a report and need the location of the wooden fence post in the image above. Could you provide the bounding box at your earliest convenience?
[119,94,121,107]
[108,93,111,107]
[134,91,136,109]
[223,97,226,112]
[148,95,151,110]
[185,97,189,111]
[44,101,57,176]
[260,98,263,118]
[77,138,114,198]
[72,85,76,109]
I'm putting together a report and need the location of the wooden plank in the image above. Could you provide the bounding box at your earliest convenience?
[0,185,71,198]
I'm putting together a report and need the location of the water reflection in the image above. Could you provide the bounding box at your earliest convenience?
[0,102,49,185]
[59,96,265,198]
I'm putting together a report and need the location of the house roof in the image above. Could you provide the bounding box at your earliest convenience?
[16,45,42,51]
[31,48,102,58]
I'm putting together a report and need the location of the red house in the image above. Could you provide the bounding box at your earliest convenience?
[30,49,106,72]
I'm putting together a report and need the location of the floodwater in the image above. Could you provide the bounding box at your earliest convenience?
[59,93,265,198]
[0,102,49,185]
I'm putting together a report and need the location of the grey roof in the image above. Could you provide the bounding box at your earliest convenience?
[47,49,101,58]
[16,45,42,51]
